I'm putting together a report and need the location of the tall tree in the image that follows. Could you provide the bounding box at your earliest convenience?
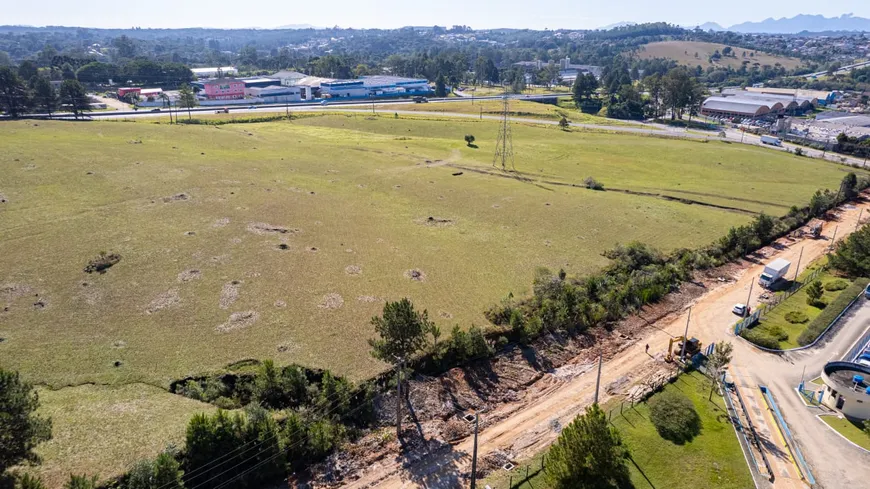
[434,74,447,97]
[545,404,631,489]
[0,369,52,475]
[16,61,38,83]
[0,67,30,117]
[32,76,59,118]
[126,452,183,489]
[177,83,197,121]
[830,220,870,277]
[707,341,733,400]
[368,298,434,362]
[59,79,91,119]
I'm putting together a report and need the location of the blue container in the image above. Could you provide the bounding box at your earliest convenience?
[853,375,864,384]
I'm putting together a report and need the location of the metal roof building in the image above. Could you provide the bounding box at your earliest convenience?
[701,97,772,118]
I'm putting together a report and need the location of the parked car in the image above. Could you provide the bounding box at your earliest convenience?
[864,283,870,299]
[413,96,428,103]
[150,108,161,112]
[732,303,748,316]
[320,100,329,106]
[248,105,257,109]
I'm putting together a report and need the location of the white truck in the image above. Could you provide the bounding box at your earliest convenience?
[760,135,782,146]
[759,258,791,289]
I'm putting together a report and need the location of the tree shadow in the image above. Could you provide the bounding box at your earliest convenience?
[757,432,791,462]
[627,454,652,489]
[466,143,479,149]
[396,429,468,489]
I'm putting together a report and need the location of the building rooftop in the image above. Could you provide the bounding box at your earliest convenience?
[702,97,771,115]
[269,70,306,80]
[191,66,237,74]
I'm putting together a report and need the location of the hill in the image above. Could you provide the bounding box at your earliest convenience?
[727,13,870,34]
[636,40,805,70]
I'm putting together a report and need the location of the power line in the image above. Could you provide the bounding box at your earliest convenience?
[492,85,514,171]
[187,394,379,489]
[158,366,393,489]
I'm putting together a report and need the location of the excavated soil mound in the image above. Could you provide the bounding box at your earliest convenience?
[318,293,344,310]
[216,311,260,332]
[145,288,181,314]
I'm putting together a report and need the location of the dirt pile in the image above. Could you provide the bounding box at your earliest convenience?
[219,281,241,309]
[246,222,299,235]
[345,265,362,276]
[145,288,181,314]
[212,217,230,228]
[416,216,456,227]
[162,193,190,203]
[216,311,259,332]
[318,293,344,310]
[177,269,202,282]
[405,269,426,281]
[84,252,121,274]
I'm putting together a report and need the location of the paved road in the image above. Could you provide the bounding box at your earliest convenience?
[742,301,870,488]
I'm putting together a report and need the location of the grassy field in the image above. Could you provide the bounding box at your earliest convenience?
[636,41,805,70]
[0,115,857,391]
[338,99,630,125]
[0,113,856,486]
[483,371,753,489]
[20,384,214,487]
[456,86,572,97]
[820,415,870,451]
[752,260,851,349]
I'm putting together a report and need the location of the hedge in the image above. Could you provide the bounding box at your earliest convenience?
[797,278,869,346]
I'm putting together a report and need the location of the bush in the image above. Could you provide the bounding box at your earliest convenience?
[766,324,789,341]
[740,327,781,349]
[558,117,569,129]
[83,251,121,274]
[464,134,475,146]
[583,177,604,190]
[794,147,805,157]
[784,311,809,324]
[798,278,870,346]
[824,279,849,291]
[648,390,701,444]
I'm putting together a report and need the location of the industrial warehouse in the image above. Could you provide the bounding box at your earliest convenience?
[700,87,831,120]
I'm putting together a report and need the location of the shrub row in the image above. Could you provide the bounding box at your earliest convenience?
[797,278,869,346]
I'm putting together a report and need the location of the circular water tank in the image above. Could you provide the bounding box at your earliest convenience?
[854,375,865,384]
[866,386,870,395]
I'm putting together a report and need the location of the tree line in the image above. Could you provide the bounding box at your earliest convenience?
[0,66,90,118]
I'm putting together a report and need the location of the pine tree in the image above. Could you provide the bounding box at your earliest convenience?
[545,404,630,489]
[0,67,30,117]
[0,368,52,475]
[59,79,91,119]
[32,76,59,118]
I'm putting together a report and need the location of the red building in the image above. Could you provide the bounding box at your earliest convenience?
[202,78,245,100]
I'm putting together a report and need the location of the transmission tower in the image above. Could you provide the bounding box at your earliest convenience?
[493,88,515,171]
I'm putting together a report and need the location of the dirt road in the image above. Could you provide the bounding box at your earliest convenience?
[339,200,870,489]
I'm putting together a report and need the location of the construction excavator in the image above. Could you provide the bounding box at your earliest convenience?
[665,336,702,363]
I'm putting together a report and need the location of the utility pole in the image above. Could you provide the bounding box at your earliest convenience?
[396,359,403,440]
[830,225,839,250]
[856,208,864,232]
[745,280,754,319]
[680,307,692,361]
[470,414,479,489]
[593,354,603,405]
[794,246,804,282]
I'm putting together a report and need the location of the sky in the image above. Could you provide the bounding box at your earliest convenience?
[3,1,870,30]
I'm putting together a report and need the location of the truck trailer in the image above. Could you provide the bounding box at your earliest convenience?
[760,135,782,146]
[759,258,791,288]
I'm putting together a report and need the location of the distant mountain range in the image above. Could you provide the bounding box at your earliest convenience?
[693,13,870,34]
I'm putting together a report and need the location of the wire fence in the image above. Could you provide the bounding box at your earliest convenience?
[492,365,695,489]
[734,266,826,336]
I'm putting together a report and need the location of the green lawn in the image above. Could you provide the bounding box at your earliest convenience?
[750,260,852,349]
[820,415,870,451]
[482,371,753,489]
